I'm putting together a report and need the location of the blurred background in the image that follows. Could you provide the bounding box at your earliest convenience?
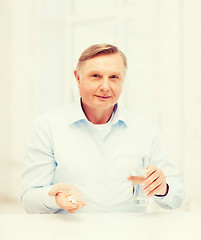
[0,0,201,213]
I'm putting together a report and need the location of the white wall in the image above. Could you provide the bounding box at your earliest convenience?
[183,0,201,210]
[0,0,11,199]
[0,0,201,211]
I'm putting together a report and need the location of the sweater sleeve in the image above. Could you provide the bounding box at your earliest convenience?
[150,127,185,210]
[21,119,61,213]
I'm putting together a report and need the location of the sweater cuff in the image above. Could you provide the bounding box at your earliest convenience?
[41,186,61,210]
[154,184,169,198]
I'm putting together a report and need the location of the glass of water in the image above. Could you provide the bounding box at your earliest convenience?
[131,155,149,207]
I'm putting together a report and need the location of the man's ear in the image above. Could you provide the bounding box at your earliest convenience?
[74,70,80,87]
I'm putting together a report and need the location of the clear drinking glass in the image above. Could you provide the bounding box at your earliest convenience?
[131,155,149,207]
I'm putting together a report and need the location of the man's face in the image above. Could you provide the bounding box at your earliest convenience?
[74,53,125,111]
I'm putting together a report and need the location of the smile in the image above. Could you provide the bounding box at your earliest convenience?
[95,95,111,99]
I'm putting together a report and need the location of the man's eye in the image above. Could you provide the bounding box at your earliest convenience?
[110,75,118,79]
[92,74,99,78]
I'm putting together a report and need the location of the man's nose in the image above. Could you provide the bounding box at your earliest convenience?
[100,77,110,91]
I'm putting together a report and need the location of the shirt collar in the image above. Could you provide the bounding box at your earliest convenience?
[68,98,87,125]
[111,102,128,127]
[69,98,128,127]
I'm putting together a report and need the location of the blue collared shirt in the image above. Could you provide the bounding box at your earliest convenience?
[21,99,185,213]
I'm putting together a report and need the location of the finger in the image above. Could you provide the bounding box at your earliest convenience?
[127,175,145,184]
[68,207,80,213]
[142,171,160,190]
[66,204,78,210]
[81,200,87,207]
[55,197,77,210]
[75,201,87,209]
[67,201,87,213]
[144,166,157,178]
[62,198,81,210]
[127,176,132,180]
[48,185,59,196]
[143,176,162,196]
[67,200,87,209]
[146,183,164,197]
[64,206,78,212]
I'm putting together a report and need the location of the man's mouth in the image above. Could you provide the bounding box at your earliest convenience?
[95,95,111,99]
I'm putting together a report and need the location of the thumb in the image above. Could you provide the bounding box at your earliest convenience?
[82,200,87,206]
[127,175,132,181]
[48,184,59,196]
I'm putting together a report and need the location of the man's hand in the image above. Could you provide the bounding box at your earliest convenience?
[142,166,167,197]
[48,183,87,213]
[127,166,168,198]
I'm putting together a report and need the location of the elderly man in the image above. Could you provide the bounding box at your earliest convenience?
[21,44,185,213]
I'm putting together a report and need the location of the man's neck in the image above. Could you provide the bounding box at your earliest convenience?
[81,100,114,125]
